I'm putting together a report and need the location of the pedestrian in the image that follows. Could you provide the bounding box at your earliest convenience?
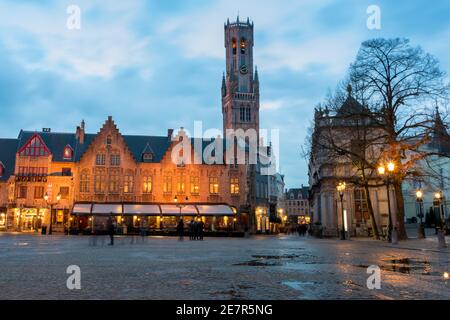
[107,215,115,246]
[177,219,184,241]
[189,219,195,240]
[198,219,204,240]
[140,218,146,243]
[193,220,199,240]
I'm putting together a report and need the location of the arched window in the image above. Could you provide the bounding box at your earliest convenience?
[94,169,106,193]
[232,38,237,55]
[106,135,112,146]
[143,175,152,194]
[124,172,134,193]
[240,38,246,54]
[80,169,90,193]
[109,169,120,194]
[63,145,73,160]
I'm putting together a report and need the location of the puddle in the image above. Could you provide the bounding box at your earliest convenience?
[252,254,300,259]
[234,253,303,266]
[282,281,318,290]
[234,260,283,266]
[355,258,437,275]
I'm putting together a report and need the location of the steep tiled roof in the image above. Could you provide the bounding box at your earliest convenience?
[0,138,19,181]
[122,135,171,162]
[15,130,173,164]
[286,187,309,200]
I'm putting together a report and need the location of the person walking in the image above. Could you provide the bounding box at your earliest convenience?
[198,219,204,240]
[193,220,199,240]
[107,215,115,246]
[189,219,195,240]
[140,218,147,243]
[177,219,185,241]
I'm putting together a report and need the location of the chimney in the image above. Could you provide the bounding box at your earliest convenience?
[76,120,85,144]
[167,128,174,141]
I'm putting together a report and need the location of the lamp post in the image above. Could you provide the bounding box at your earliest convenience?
[416,190,425,239]
[336,182,346,240]
[44,192,61,235]
[174,195,189,220]
[378,162,396,243]
[434,192,447,248]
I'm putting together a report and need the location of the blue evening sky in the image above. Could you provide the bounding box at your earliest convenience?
[0,0,449,188]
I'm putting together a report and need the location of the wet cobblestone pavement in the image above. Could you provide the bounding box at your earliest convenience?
[0,233,449,300]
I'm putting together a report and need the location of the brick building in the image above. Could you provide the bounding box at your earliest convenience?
[0,17,279,234]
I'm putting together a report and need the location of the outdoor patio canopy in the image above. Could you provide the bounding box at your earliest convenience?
[72,203,236,216]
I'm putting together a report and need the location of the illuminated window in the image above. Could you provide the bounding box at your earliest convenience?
[143,176,152,194]
[232,38,237,55]
[190,176,200,195]
[63,145,73,159]
[230,178,239,195]
[209,177,219,194]
[240,38,246,54]
[163,176,172,193]
[176,173,185,194]
[124,174,134,193]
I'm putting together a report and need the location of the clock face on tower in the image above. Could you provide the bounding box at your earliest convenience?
[240,64,248,75]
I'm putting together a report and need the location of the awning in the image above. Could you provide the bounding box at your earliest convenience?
[123,204,161,215]
[160,204,198,215]
[92,204,123,215]
[196,205,235,216]
[72,203,92,215]
[72,203,236,216]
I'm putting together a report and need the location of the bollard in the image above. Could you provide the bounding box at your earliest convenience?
[417,223,426,239]
[391,228,398,245]
[437,229,447,249]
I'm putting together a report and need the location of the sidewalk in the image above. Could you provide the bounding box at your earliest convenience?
[351,226,450,254]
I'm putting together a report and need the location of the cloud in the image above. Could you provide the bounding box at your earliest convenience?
[0,0,153,79]
[1,0,450,189]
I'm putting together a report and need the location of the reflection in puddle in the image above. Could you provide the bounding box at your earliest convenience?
[356,258,438,275]
[234,260,283,266]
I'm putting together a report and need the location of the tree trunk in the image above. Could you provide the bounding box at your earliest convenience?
[363,183,380,240]
[393,180,408,240]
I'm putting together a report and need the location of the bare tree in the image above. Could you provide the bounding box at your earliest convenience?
[349,38,450,240]
[311,82,388,239]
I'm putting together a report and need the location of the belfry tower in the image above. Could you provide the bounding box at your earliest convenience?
[222,17,260,136]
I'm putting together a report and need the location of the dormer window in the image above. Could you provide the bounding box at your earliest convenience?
[0,162,5,177]
[142,153,153,162]
[63,145,73,160]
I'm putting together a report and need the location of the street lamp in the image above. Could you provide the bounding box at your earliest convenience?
[44,192,61,235]
[378,162,396,243]
[174,195,189,219]
[416,190,425,239]
[336,182,346,240]
[434,191,447,248]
